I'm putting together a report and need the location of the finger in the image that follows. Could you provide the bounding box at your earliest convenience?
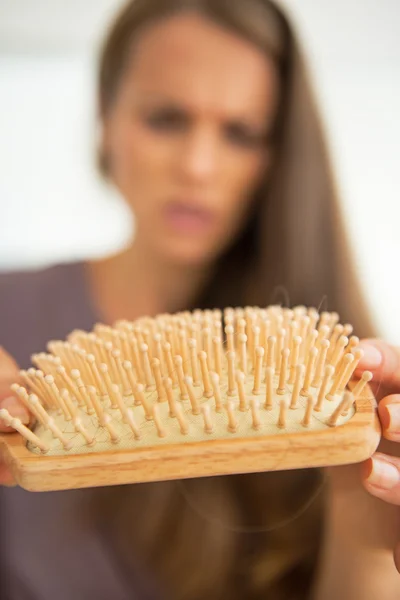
[0,346,29,432]
[0,462,16,487]
[362,453,400,505]
[378,394,400,444]
[394,543,400,574]
[356,339,400,396]
[0,345,20,380]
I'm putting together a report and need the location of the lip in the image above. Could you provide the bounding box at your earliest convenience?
[162,200,216,235]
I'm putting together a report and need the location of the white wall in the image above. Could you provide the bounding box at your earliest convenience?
[0,0,399,342]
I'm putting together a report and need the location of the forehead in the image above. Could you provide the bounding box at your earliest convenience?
[124,12,277,119]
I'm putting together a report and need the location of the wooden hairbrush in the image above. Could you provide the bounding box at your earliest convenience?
[0,305,380,492]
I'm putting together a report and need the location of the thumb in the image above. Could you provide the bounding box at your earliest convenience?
[0,345,20,383]
[0,346,30,431]
[356,339,400,394]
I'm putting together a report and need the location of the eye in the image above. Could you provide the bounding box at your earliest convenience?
[223,122,266,149]
[143,107,189,132]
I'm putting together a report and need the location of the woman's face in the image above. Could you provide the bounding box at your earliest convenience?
[103,12,279,266]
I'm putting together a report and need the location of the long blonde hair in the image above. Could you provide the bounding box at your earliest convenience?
[93,1,375,598]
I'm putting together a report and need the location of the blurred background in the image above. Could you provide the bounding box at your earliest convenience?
[0,0,399,341]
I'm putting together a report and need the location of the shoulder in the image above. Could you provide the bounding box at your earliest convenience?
[0,262,81,308]
[0,262,95,368]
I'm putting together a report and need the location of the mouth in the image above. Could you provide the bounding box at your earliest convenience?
[162,200,216,235]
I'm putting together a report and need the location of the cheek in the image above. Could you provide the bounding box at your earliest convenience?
[108,120,169,208]
[219,150,267,217]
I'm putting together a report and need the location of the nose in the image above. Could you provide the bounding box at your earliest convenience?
[177,126,218,185]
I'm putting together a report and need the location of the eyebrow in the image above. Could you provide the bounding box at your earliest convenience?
[133,91,270,129]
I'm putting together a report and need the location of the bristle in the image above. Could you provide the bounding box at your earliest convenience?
[275,329,286,374]
[201,404,214,433]
[318,311,331,332]
[250,398,261,430]
[86,355,107,397]
[287,320,298,354]
[288,336,302,384]
[174,355,189,401]
[303,329,318,364]
[226,401,238,433]
[311,339,330,388]
[163,342,178,388]
[252,325,260,369]
[24,391,49,427]
[198,351,213,398]
[99,364,118,408]
[252,347,264,395]
[70,369,95,414]
[327,324,344,361]
[352,370,373,398]
[178,329,190,376]
[277,399,287,428]
[87,386,106,423]
[213,336,222,377]
[184,375,200,415]
[0,408,49,453]
[29,394,73,449]
[328,391,354,426]
[277,348,290,395]
[336,335,360,374]
[337,349,363,393]
[264,366,274,410]
[225,325,235,353]
[153,333,166,377]
[236,371,247,412]
[122,361,140,404]
[315,325,330,352]
[307,308,319,333]
[129,335,144,382]
[315,365,335,411]
[152,404,167,438]
[135,383,153,420]
[267,336,276,370]
[226,351,236,396]
[209,372,222,412]
[151,358,166,402]
[164,377,176,417]
[329,335,348,369]
[301,395,314,427]
[188,338,201,386]
[290,364,304,409]
[342,324,353,338]
[44,375,70,419]
[202,327,212,371]
[139,344,154,391]
[326,353,354,401]
[298,316,310,356]
[260,318,270,365]
[300,347,318,397]
[101,412,121,443]
[238,334,248,375]
[174,402,189,435]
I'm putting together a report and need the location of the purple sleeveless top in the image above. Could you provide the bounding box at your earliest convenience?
[0,263,159,600]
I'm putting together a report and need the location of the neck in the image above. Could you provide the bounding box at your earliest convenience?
[86,241,212,324]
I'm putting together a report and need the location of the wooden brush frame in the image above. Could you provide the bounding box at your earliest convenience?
[0,383,379,492]
[0,306,381,492]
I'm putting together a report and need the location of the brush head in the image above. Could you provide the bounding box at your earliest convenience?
[0,305,380,491]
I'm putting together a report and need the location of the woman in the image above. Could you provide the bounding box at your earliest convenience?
[0,1,399,598]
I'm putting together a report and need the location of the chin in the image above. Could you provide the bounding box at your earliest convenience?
[160,240,222,268]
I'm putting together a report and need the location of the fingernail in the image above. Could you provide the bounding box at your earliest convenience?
[0,396,30,425]
[386,403,400,433]
[358,343,382,369]
[366,457,399,490]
